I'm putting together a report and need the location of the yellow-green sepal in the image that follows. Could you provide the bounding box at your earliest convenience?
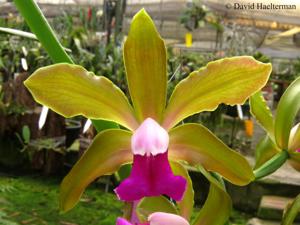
[169,123,255,186]
[163,56,272,130]
[24,63,138,130]
[124,9,167,122]
[60,129,132,212]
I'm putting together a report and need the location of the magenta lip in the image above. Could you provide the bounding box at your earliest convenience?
[114,151,186,202]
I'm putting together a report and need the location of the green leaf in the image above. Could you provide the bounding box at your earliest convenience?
[60,129,132,212]
[92,119,119,132]
[169,123,254,186]
[192,166,232,225]
[282,194,300,225]
[254,135,280,169]
[136,196,178,223]
[24,64,138,131]
[115,164,132,182]
[124,9,167,122]
[250,91,274,139]
[163,56,272,130]
[170,161,194,220]
[275,77,300,149]
[13,0,73,64]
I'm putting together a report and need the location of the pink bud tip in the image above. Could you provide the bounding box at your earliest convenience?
[148,212,189,225]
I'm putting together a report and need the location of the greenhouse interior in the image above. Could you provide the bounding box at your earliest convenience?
[0,0,300,224]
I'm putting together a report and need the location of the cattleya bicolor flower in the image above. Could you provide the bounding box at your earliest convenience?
[117,212,189,225]
[250,76,300,172]
[24,9,272,224]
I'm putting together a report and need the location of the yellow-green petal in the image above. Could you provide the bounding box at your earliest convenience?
[170,161,194,220]
[124,9,167,122]
[275,77,300,149]
[169,123,254,185]
[192,166,232,225]
[24,63,138,130]
[254,135,280,169]
[250,91,274,140]
[163,56,272,130]
[60,129,132,212]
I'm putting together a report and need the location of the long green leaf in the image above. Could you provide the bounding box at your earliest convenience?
[13,0,73,63]
[169,123,254,186]
[170,161,194,220]
[192,166,232,225]
[60,129,132,212]
[163,56,272,130]
[250,91,274,139]
[275,77,300,149]
[282,194,300,225]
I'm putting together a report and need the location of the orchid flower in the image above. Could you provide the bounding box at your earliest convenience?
[24,9,271,224]
[117,212,189,225]
[250,76,300,176]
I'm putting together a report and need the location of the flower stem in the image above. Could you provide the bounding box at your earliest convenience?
[254,150,289,180]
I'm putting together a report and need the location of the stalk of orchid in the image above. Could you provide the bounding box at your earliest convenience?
[250,76,300,178]
[24,9,272,225]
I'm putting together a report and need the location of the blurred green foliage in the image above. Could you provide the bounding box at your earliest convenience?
[0,175,122,225]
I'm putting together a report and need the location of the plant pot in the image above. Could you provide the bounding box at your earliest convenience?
[65,119,81,148]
